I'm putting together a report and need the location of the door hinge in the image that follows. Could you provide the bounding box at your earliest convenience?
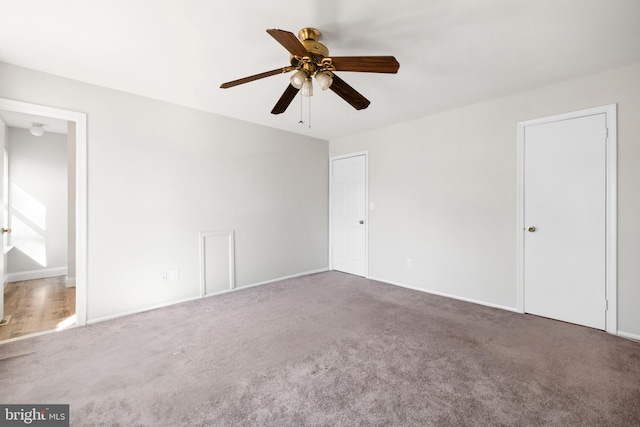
[605,127,609,139]
[605,299,608,311]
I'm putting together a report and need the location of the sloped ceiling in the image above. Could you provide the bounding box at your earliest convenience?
[1,0,639,140]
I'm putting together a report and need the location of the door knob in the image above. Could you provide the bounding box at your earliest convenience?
[527,226,536,232]
[359,220,364,224]
[2,227,11,234]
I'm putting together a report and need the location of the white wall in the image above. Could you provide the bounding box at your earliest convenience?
[0,62,329,321]
[6,127,68,279]
[330,62,640,337]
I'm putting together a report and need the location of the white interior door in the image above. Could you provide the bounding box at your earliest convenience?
[331,154,367,276]
[523,113,607,329]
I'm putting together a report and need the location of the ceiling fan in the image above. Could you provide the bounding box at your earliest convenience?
[220,28,400,114]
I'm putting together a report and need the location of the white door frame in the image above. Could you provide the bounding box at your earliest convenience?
[0,98,88,326]
[329,151,369,277]
[516,104,617,334]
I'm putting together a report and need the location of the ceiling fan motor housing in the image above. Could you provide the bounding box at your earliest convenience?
[291,28,329,68]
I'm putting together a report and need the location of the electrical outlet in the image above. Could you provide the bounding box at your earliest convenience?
[160,272,168,281]
[407,258,413,268]
[170,269,180,281]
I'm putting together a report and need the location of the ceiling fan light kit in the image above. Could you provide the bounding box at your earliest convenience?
[315,71,333,91]
[290,69,307,89]
[220,27,399,116]
[301,78,314,97]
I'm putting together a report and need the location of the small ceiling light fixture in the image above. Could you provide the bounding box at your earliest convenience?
[29,123,45,137]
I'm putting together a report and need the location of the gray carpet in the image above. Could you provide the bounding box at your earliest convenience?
[1,271,639,426]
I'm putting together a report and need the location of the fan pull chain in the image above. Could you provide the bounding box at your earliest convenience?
[299,92,304,125]
[297,92,312,129]
[308,93,311,129]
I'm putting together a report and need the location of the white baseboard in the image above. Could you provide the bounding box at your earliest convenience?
[202,267,329,298]
[367,275,521,314]
[87,295,203,325]
[368,276,640,339]
[65,276,76,288]
[88,268,330,325]
[6,267,68,283]
[617,331,640,342]
[244,267,330,289]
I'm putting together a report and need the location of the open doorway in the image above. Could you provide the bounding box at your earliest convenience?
[0,116,73,340]
[0,98,87,341]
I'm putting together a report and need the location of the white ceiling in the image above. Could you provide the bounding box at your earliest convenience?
[1,0,639,141]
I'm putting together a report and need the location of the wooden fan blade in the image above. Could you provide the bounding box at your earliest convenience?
[271,84,300,114]
[329,75,371,110]
[267,29,310,58]
[220,67,293,89]
[330,56,400,73]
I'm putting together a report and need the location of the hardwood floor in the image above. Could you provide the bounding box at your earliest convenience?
[0,276,76,341]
